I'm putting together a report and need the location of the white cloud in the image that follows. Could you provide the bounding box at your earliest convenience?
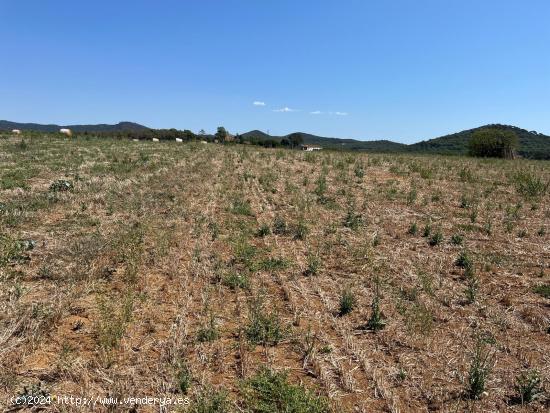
[310,110,348,116]
[253,101,266,106]
[270,107,346,115]
[273,107,298,112]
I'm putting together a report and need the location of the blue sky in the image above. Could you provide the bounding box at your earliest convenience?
[1,0,549,143]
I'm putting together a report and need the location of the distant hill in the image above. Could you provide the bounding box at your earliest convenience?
[242,124,550,159]
[0,120,149,132]
[241,130,272,140]
[241,130,407,152]
[409,124,550,159]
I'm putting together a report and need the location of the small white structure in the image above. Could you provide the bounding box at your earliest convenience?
[12,129,21,135]
[132,139,139,142]
[175,138,183,142]
[152,138,159,142]
[59,128,72,136]
[201,140,208,144]
[301,145,322,152]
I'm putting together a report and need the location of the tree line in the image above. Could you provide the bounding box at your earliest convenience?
[78,127,306,149]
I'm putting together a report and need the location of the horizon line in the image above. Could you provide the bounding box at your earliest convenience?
[1,119,548,145]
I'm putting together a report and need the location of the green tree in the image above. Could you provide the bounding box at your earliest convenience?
[287,133,304,149]
[215,126,228,142]
[183,129,196,140]
[468,128,518,159]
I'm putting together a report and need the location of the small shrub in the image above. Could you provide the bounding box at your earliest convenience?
[0,234,24,267]
[408,222,418,235]
[256,223,271,237]
[460,194,473,209]
[208,221,220,240]
[222,271,250,290]
[242,368,330,413]
[1,170,30,190]
[456,250,473,268]
[314,173,327,198]
[513,170,548,199]
[177,363,192,394]
[257,257,290,272]
[338,288,356,316]
[483,220,492,236]
[467,340,493,399]
[515,369,542,404]
[366,279,386,331]
[37,264,55,280]
[354,163,365,178]
[49,179,73,192]
[422,223,432,237]
[343,203,362,230]
[192,388,231,413]
[272,216,287,235]
[258,172,278,194]
[319,345,332,354]
[301,327,317,366]
[230,197,253,216]
[397,367,408,381]
[96,293,133,351]
[406,188,417,205]
[197,313,219,342]
[245,296,284,346]
[419,167,433,180]
[419,271,434,296]
[478,330,496,345]
[399,285,419,303]
[428,231,443,246]
[17,239,36,251]
[292,219,309,240]
[405,300,434,335]
[304,254,321,276]
[233,239,257,268]
[464,264,479,304]
[506,203,522,220]
[451,234,464,245]
[532,284,550,299]
[304,152,316,163]
[15,139,29,151]
[459,167,475,182]
[504,220,514,233]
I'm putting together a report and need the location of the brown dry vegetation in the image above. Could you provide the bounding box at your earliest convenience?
[1,134,549,412]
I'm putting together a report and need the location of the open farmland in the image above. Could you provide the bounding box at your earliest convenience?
[0,135,549,412]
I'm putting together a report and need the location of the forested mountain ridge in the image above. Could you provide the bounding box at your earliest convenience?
[241,124,549,159]
[0,120,148,132]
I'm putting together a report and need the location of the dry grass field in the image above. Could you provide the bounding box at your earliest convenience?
[1,135,549,412]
